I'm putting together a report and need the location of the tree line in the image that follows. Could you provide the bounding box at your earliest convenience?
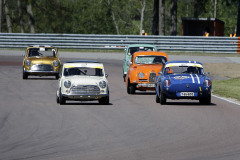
[0,0,240,36]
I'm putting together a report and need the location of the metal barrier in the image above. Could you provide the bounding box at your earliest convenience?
[0,33,239,53]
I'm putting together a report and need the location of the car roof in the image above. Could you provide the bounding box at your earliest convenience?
[65,60,101,64]
[165,61,203,68]
[28,45,53,48]
[132,51,168,58]
[166,60,203,65]
[127,44,157,48]
[63,60,103,69]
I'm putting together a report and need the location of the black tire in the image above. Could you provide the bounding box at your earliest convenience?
[59,88,66,105]
[99,96,109,105]
[156,93,160,103]
[123,74,126,82]
[23,71,28,79]
[56,92,60,104]
[199,94,211,105]
[127,82,135,94]
[159,91,166,105]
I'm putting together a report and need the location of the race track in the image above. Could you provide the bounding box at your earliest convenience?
[1,53,240,160]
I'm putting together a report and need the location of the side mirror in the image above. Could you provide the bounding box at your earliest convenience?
[128,60,132,66]
[105,74,108,78]
[22,54,25,57]
[124,48,127,52]
[159,71,163,75]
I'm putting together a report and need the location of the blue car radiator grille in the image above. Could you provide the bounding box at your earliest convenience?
[71,85,100,94]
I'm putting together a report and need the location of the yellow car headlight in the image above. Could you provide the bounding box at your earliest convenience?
[53,61,59,67]
[26,60,31,66]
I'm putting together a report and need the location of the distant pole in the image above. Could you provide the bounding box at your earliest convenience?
[214,0,217,18]
[0,0,2,32]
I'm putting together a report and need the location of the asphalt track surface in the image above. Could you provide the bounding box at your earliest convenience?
[1,52,240,160]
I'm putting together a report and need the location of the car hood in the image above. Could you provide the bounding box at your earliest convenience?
[167,74,205,84]
[63,76,107,86]
[134,64,163,73]
[27,57,58,65]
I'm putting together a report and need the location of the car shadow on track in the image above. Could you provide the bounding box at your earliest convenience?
[25,77,57,80]
[133,92,156,95]
[163,102,216,106]
[60,102,113,106]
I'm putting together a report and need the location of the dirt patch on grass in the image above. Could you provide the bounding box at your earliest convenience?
[203,63,240,79]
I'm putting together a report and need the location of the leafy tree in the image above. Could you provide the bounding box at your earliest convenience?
[170,0,177,35]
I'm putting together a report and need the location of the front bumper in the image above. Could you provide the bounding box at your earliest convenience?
[24,70,59,76]
[162,89,211,99]
[136,83,155,90]
[62,93,109,101]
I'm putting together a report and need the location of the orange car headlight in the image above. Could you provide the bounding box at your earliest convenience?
[138,72,144,78]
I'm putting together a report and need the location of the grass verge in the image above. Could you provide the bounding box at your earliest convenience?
[213,78,240,102]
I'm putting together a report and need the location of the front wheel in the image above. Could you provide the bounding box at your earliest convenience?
[56,91,59,104]
[55,74,59,79]
[159,91,166,105]
[59,88,66,105]
[127,83,135,94]
[99,96,109,105]
[23,71,28,79]
[123,74,126,82]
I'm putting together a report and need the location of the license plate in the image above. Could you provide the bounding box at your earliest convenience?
[147,84,155,87]
[180,92,194,97]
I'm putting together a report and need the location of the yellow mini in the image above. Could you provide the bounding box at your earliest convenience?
[22,45,61,79]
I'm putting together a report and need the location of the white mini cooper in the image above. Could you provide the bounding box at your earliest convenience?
[56,60,109,105]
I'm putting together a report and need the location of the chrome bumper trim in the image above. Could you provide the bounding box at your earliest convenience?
[137,83,155,88]
[62,93,109,100]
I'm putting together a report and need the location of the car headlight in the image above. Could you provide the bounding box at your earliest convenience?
[138,72,144,78]
[64,80,71,88]
[26,60,31,66]
[99,80,107,88]
[53,60,59,67]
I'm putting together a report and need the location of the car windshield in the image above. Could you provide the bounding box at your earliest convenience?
[128,47,154,55]
[135,56,167,64]
[164,66,203,75]
[28,48,56,57]
[64,67,103,77]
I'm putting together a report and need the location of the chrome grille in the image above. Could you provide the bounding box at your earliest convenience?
[139,79,148,82]
[149,72,156,83]
[71,85,100,95]
[31,64,53,71]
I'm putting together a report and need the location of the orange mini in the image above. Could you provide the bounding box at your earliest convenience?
[125,51,168,94]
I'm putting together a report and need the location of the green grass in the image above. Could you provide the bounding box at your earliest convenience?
[213,78,240,101]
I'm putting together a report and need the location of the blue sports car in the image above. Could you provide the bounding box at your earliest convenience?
[155,61,212,104]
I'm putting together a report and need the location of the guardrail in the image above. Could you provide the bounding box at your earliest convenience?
[0,33,239,53]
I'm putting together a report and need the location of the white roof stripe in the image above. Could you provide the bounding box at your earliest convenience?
[166,63,203,68]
